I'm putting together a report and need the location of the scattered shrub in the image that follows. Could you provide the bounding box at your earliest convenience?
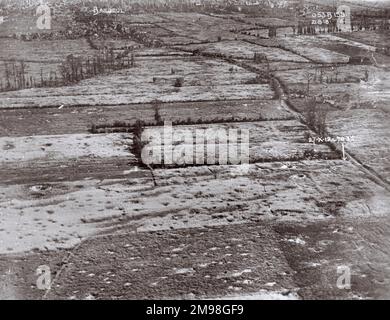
[131,120,146,166]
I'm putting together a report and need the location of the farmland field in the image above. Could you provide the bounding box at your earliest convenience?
[0,39,95,62]
[175,40,310,62]
[0,99,292,136]
[0,39,98,87]
[337,30,390,48]
[1,1,390,301]
[280,37,351,63]
[0,56,275,108]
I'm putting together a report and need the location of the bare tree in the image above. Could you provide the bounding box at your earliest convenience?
[319,68,324,83]
[152,100,163,125]
[304,71,314,95]
[305,97,317,130]
[12,61,17,89]
[40,67,44,87]
[131,53,135,67]
[316,105,328,136]
[4,62,10,89]
[19,61,26,88]
[364,69,369,81]
[334,67,340,83]
[305,98,328,136]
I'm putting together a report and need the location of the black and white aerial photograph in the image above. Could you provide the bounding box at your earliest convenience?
[0,0,389,303]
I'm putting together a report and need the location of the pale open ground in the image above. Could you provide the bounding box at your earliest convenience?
[0,9,390,300]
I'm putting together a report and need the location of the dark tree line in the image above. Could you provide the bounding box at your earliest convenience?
[1,61,29,91]
[1,48,136,92]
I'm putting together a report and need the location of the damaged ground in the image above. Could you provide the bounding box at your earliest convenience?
[1,7,390,300]
[1,160,390,299]
[2,215,390,300]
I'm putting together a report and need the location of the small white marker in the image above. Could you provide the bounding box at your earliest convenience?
[58,105,64,109]
[342,143,347,161]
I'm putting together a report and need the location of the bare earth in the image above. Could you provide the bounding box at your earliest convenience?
[1,5,390,300]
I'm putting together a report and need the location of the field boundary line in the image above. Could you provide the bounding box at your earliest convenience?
[274,77,390,194]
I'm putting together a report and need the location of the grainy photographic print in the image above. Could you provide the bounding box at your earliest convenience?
[0,0,389,303]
